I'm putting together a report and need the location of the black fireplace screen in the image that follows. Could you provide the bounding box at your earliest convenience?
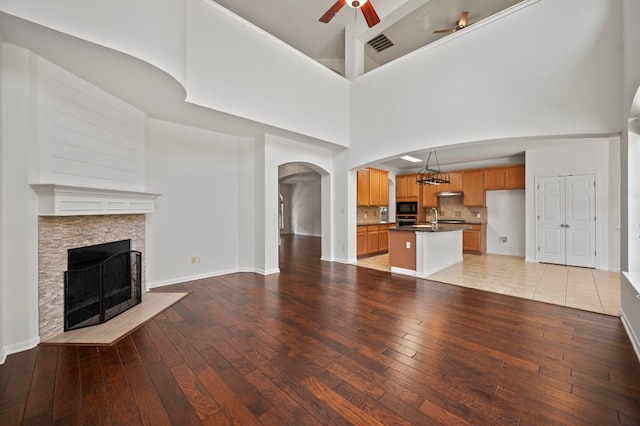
[64,241,141,331]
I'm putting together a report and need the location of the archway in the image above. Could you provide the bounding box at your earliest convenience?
[278,162,328,268]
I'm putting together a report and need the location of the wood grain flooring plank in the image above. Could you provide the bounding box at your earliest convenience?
[78,348,110,425]
[52,346,81,423]
[115,335,151,387]
[22,345,58,424]
[300,375,384,425]
[99,345,143,426]
[0,346,38,413]
[170,363,221,420]
[244,368,324,425]
[130,327,162,366]
[130,380,174,426]
[146,361,201,425]
[193,363,262,426]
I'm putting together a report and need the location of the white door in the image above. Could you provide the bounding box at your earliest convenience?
[536,174,596,268]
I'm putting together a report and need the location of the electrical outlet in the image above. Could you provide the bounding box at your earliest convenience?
[190,256,201,264]
[406,242,411,249]
[499,237,507,243]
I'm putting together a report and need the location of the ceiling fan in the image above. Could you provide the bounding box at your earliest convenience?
[433,11,469,34]
[319,0,380,28]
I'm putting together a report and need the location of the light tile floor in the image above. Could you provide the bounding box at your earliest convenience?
[357,253,620,316]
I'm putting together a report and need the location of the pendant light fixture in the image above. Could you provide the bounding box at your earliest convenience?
[416,151,450,185]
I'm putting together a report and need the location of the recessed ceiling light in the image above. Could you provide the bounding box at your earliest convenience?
[401,155,422,163]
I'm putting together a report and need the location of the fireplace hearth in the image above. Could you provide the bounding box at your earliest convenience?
[64,240,142,331]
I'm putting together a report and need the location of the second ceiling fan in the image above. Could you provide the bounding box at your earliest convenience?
[433,11,469,34]
[319,0,381,28]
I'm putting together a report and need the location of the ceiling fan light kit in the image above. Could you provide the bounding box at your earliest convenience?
[416,151,450,185]
[433,11,468,34]
[319,0,380,28]
[346,0,368,8]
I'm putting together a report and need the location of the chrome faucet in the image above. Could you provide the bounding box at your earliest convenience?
[430,207,438,225]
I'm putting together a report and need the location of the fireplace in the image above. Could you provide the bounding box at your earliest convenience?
[64,239,142,331]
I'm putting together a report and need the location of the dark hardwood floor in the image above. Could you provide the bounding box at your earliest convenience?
[1,234,640,425]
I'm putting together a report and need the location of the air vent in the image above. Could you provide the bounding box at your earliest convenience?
[367,34,394,53]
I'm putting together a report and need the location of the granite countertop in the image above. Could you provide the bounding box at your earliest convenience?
[357,221,394,226]
[389,223,472,232]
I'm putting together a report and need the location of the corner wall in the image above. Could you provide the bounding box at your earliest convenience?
[145,118,242,287]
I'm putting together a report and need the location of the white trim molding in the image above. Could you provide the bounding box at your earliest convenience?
[30,184,161,216]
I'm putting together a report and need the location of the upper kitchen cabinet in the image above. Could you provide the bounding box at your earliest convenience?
[396,174,419,201]
[357,168,389,206]
[484,165,525,190]
[462,170,485,206]
[357,169,370,206]
[447,172,463,192]
[421,182,437,207]
[505,165,525,189]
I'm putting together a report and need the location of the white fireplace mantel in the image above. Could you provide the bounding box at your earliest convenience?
[30,184,161,216]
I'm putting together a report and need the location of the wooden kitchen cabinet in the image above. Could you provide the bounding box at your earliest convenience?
[379,170,389,206]
[421,182,437,207]
[357,226,367,257]
[484,168,505,190]
[484,165,525,190]
[357,169,370,206]
[369,169,380,206]
[357,224,390,258]
[366,225,380,254]
[396,174,419,201]
[505,165,525,189]
[379,224,389,252]
[463,224,486,254]
[357,168,389,206]
[447,172,463,192]
[462,170,485,206]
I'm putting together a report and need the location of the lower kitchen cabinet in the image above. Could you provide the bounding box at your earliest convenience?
[463,224,486,254]
[357,224,391,257]
[357,226,368,257]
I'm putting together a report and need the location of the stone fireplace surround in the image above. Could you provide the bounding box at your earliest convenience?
[38,214,146,341]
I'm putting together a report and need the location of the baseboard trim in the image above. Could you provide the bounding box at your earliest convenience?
[0,336,41,365]
[621,309,640,364]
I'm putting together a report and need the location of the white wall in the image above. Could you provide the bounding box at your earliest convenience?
[347,0,622,169]
[0,44,41,361]
[291,180,321,237]
[525,138,616,270]
[145,118,242,287]
[184,0,350,146]
[486,190,526,256]
[36,56,146,190]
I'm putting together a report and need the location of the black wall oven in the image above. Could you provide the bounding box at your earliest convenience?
[396,201,417,215]
[397,215,417,227]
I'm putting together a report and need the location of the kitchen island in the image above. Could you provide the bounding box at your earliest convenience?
[388,224,471,278]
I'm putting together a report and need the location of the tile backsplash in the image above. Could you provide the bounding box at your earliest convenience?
[357,206,383,224]
[429,197,487,223]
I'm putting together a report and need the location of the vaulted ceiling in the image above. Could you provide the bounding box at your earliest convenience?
[213,0,522,74]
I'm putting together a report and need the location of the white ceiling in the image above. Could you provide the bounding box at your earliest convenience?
[213,0,522,72]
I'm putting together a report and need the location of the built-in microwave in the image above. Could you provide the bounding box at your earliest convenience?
[396,201,418,215]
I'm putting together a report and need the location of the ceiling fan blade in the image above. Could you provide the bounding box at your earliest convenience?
[319,0,347,23]
[360,2,380,28]
[433,29,455,34]
[458,11,468,28]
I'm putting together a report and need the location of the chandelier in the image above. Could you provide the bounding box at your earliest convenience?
[416,151,450,185]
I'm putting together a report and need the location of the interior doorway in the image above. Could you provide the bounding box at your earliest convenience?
[278,163,323,266]
[536,173,597,268]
